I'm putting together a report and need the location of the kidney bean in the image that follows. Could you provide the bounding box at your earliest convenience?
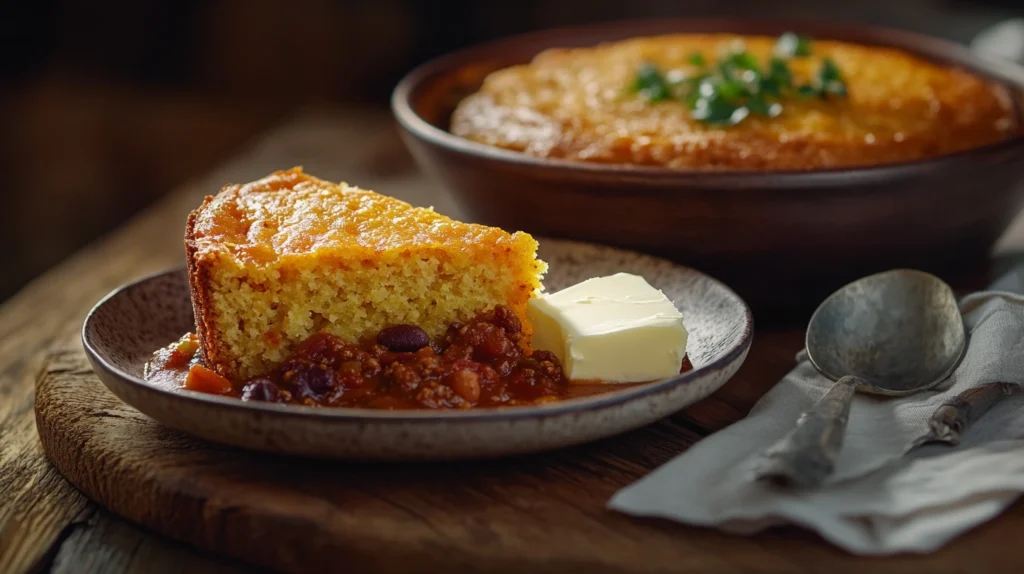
[377,324,430,352]
[241,378,281,402]
[285,363,337,400]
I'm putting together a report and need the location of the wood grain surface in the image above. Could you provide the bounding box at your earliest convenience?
[3,109,1024,574]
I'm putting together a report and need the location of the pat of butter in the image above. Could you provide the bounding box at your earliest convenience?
[527,273,688,383]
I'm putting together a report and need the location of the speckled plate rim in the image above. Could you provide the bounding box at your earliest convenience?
[82,245,753,424]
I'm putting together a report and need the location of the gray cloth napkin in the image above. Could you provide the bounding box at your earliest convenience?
[609,274,1024,555]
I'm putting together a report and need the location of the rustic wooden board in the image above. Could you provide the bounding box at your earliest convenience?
[33,344,1024,574]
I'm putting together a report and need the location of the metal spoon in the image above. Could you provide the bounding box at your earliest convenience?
[753,269,966,488]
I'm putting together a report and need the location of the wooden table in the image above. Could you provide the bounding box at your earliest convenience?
[2,109,1023,574]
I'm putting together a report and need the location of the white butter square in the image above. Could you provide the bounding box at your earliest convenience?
[527,273,688,383]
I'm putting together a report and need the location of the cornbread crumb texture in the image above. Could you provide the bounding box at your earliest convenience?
[451,34,1019,170]
[187,168,546,379]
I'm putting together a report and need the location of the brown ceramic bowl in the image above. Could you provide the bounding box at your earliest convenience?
[392,19,1024,317]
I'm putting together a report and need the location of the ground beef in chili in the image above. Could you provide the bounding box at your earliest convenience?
[150,306,570,409]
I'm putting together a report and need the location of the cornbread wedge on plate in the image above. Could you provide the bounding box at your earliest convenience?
[185,167,546,381]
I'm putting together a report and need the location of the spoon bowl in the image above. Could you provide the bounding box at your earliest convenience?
[806,269,966,396]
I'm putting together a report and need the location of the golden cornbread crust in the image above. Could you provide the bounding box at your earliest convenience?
[185,168,547,381]
[451,34,1019,170]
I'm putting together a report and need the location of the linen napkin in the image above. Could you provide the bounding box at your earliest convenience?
[609,271,1024,555]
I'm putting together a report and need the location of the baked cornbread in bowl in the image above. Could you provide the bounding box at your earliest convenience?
[393,19,1024,315]
[450,34,1015,170]
[82,169,752,458]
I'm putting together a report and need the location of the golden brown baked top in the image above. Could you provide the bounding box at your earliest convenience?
[190,167,532,266]
[451,34,1019,170]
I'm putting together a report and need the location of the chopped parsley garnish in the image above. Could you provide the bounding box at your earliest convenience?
[817,57,848,98]
[796,84,820,98]
[629,33,848,127]
[774,32,813,58]
[632,63,672,102]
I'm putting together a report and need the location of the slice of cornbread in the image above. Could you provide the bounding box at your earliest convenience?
[185,167,547,381]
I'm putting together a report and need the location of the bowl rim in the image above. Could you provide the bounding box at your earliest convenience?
[82,245,753,424]
[392,17,1024,188]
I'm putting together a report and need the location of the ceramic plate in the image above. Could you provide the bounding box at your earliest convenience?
[83,238,752,460]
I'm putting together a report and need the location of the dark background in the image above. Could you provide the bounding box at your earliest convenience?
[1,0,1021,302]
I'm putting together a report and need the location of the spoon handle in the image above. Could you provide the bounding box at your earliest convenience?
[752,375,864,488]
[918,382,1022,446]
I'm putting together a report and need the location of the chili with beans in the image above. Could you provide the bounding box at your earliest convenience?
[147,306,692,409]
[147,306,577,409]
